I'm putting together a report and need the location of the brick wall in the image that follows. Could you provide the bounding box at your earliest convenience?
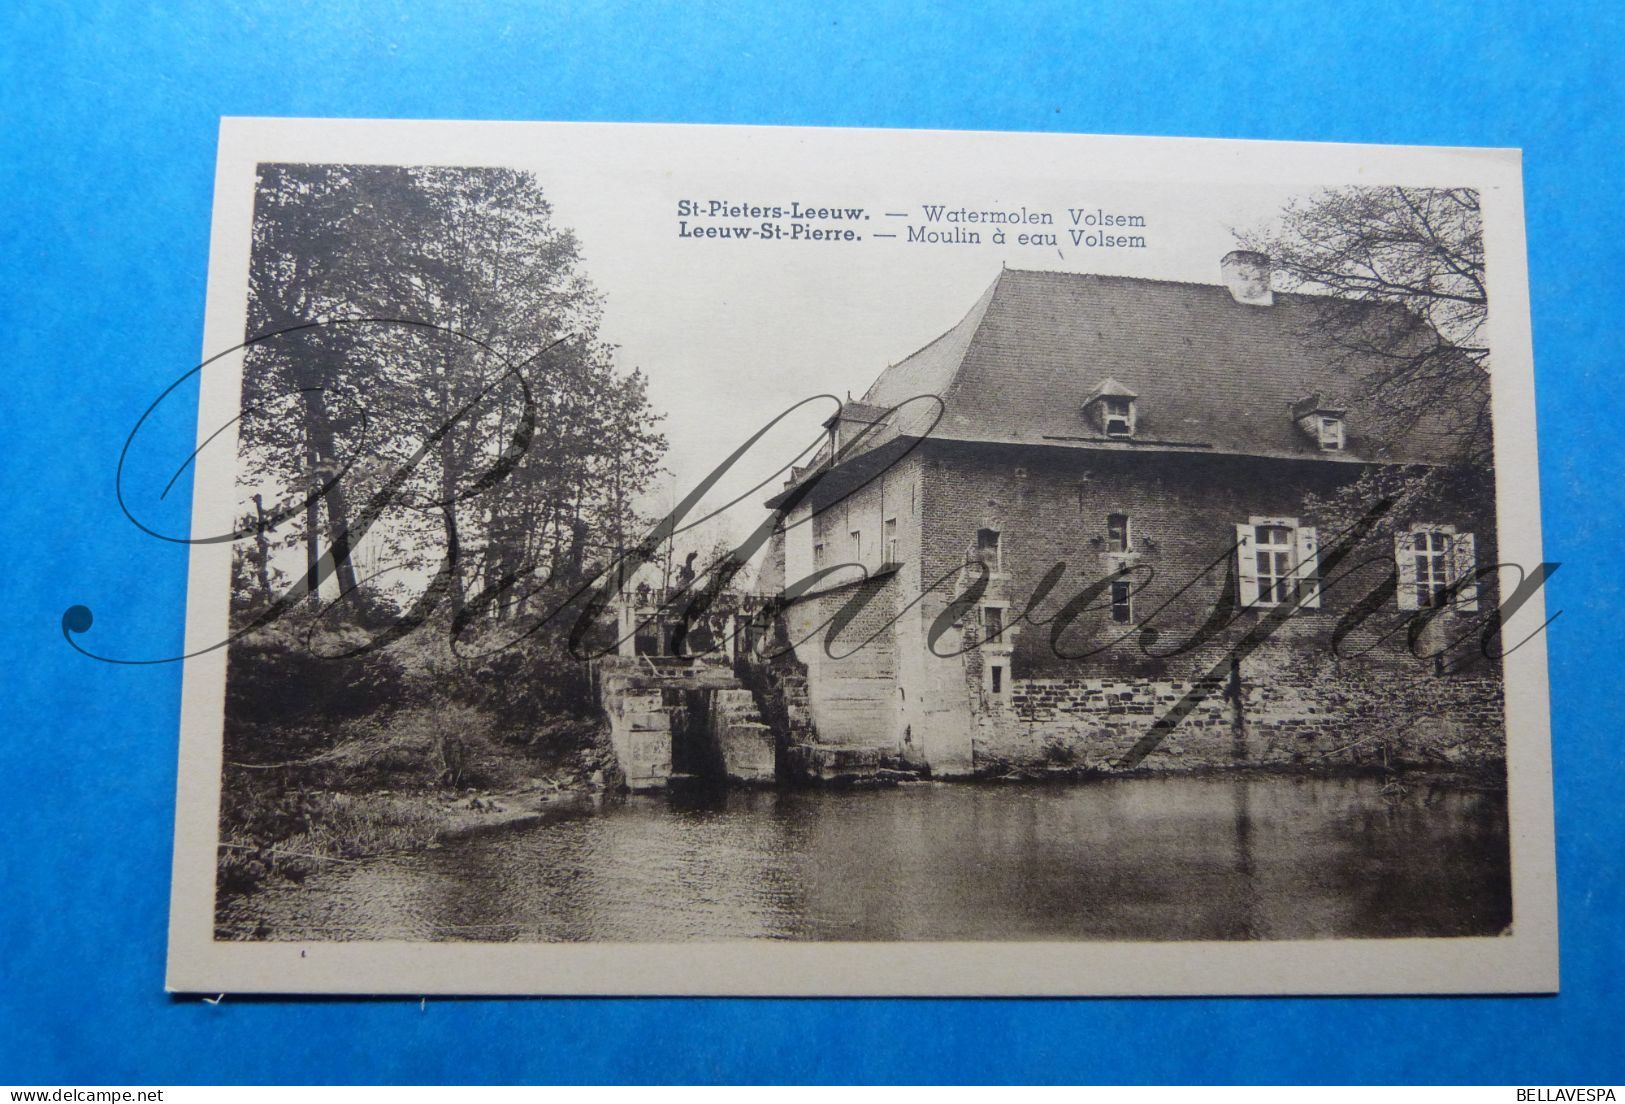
[917,442,1501,682]
[767,438,1505,777]
[919,440,1506,773]
[978,667,1504,772]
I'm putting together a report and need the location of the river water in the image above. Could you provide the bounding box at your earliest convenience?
[219,774,1511,942]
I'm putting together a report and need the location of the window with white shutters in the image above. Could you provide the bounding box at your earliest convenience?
[1235,517,1320,609]
[1396,526,1479,612]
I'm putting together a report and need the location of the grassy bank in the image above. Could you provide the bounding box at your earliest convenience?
[217,619,614,899]
[217,705,612,896]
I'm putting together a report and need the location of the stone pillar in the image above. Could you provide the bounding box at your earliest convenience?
[711,687,776,783]
[600,666,673,791]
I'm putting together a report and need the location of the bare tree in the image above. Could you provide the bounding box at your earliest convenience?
[1239,186,1490,467]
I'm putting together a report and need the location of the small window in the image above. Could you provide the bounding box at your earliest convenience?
[984,605,1004,640]
[990,665,1003,694]
[1107,513,1130,553]
[1110,578,1133,623]
[849,529,862,563]
[1102,395,1135,437]
[1318,416,1345,451]
[813,542,826,568]
[1254,524,1295,606]
[976,527,1002,570]
[884,517,899,564]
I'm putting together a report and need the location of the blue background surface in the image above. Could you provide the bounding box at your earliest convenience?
[2,1,1621,1085]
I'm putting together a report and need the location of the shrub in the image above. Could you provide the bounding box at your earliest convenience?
[225,628,407,733]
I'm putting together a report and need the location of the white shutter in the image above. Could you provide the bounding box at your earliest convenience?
[1394,531,1419,611]
[1294,526,1321,609]
[1452,531,1479,611]
[1235,523,1259,607]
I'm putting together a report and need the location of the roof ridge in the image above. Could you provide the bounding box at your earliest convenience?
[997,265,1404,307]
[1001,266,1220,291]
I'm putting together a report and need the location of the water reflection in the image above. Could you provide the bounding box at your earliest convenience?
[219,775,1512,943]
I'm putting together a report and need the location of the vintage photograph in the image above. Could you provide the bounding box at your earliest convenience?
[164,120,1555,994]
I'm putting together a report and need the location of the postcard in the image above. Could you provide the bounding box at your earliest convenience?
[144,118,1556,994]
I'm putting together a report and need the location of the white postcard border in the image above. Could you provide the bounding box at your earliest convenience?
[166,117,1557,996]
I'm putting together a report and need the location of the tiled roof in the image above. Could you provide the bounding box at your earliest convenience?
[858,268,1481,464]
[1083,377,1138,404]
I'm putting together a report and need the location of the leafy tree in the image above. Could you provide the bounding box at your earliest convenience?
[237,164,666,634]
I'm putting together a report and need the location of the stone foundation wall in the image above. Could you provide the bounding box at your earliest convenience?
[707,687,776,783]
[599,658,776,790]
[978,668,1504,773]
[784,573,901,748]
[600,673,673,791]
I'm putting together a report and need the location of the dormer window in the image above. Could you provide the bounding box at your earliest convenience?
[1103,396,1135,437]
[1317,416,1345,451]
[1291,392,1348,454]
[1084,377,1138,439]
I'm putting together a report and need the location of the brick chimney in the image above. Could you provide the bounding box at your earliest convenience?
[1220,250,1274,306]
